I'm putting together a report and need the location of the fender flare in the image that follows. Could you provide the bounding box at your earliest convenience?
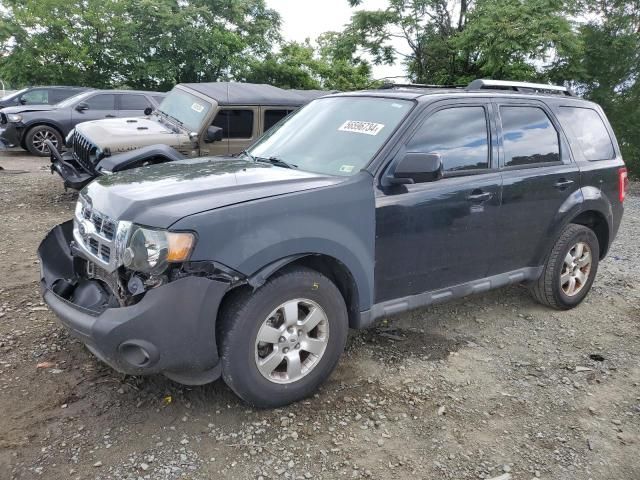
[237,238,373,311]
[247,254,308,288]
[538,186,614,263]
[96,144,185,173]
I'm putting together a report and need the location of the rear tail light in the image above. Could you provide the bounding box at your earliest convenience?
[618,167,629,203]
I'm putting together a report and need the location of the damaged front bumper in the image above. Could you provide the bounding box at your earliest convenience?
[38,221,229,385]
[0,125,20,148]
[47,142,94,190]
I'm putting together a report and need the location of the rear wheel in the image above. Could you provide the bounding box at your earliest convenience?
[530,224,599,310]
[219,267,348,408]
[25,125,63,156]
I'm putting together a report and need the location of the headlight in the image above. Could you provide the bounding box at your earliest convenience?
[7,114,22,123]
[65,130,74,147]
[122,225,195,274]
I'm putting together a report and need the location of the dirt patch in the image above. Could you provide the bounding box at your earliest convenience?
[1,153,639,480]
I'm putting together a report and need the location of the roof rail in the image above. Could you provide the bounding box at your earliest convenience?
[467,79,574,96]
[378,82,464,90]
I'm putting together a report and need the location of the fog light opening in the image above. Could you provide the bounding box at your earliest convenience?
[120,342,151,368]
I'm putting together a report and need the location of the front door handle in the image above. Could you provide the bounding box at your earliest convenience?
[554,178,575,190]
[467,190,493,202]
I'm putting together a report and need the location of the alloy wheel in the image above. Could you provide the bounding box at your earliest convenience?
[254,298,329,384]
[560,241,592,297]
[32,130,58,153]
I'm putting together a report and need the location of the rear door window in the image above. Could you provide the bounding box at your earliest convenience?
[556,107,614,161]
[500,106,560,167]
[212,109,254,138]
[406,106,490,172]
[119,94,152,111]
[85,94,116,110]
[21,89,48,105]
[264,109,293,132]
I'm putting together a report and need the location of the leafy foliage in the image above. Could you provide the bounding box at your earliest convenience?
[568,1,640,175]
[345,0,578,84]
[239,33,373,90]
[0,0,281,91]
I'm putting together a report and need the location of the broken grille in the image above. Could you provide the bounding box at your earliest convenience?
[74,198,121,270]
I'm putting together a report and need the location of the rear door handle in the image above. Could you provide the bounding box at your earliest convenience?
[105,114,116,118]
[554,178,575,190]
[467,190,493,202]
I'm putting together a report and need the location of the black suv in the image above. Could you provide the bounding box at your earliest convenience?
[38,79,627,408]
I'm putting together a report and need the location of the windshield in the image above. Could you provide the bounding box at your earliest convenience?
[55,90,93,108]
[1,88,27,101]
[157,88,212,131]
[249,96,413,176]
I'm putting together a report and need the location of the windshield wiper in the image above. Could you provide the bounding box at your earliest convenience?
[157,109,184,127]
[255,156,298,169]
[238,150,255,161]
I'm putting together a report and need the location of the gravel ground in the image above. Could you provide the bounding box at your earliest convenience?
[0,151,639,480]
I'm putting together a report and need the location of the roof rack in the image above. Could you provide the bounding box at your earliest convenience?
[377,82,464,90]
[467,79,574,96]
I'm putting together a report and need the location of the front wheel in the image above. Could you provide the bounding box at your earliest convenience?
[25,125,63,156]
[219,267,348,408]
[530,224,599,310]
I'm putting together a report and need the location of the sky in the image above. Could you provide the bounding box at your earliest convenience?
[265,0,409,81]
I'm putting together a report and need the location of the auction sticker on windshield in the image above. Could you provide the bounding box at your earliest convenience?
[191,102,205,113]
[339,120,385,136]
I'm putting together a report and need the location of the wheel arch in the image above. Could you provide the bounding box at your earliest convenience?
[22,121,65,148]
[245,254,362,330]
[538,187,614,264]
[569,209,610,259]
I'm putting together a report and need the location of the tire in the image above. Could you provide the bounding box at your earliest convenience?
[530,224,599,310]
[25,125,63,156]
[219,267,348,408]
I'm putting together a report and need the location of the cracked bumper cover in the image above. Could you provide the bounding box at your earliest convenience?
[38,221,227,384]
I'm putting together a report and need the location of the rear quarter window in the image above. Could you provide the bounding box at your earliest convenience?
[556,107,615,161]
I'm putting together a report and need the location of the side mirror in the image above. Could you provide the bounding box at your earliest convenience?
[205,125,223,143]
[19,97,27,105]
[75,102,89,112]
[390,152,443,185]
[144,107,153,116]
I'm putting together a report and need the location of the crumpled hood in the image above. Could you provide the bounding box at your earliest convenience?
[76,116,185,151]
[83,157,343,227]
[1,104,54,114]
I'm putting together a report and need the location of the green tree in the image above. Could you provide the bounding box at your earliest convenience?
[0,0,281,91]
[456,0,580,82]
[345,0,579,84]
[239,34,373,90]
[566,1,640,175]
[346,0,468,84]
